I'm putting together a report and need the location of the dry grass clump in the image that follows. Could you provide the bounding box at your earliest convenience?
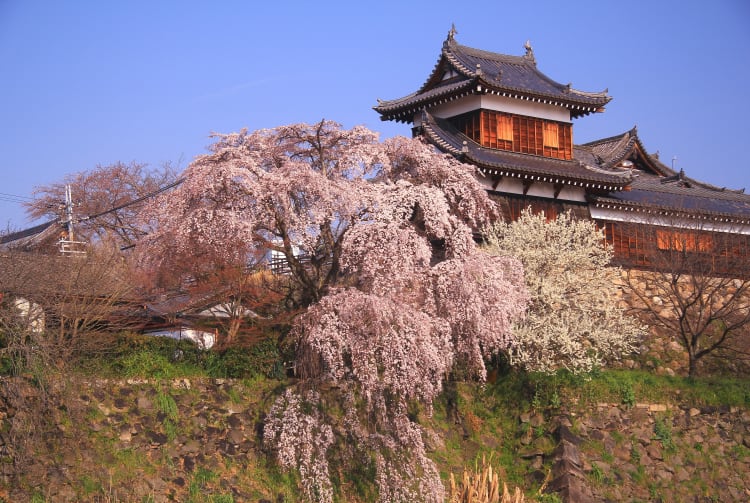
[448,455,525,503]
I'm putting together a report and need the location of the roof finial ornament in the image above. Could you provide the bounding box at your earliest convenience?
[448,23,458,41]
[523,40,536,65]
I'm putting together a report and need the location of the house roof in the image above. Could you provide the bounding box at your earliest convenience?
[375,29,611,122]
[579,127,674,176]
[420,111,632,190]
[590,171,750,225]
[582,128,750,225]
[0,219,61,250]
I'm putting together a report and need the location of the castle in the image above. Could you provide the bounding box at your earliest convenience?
[375,28,750,275]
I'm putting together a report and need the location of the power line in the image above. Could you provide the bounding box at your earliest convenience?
[0,192,36,204]
[1,178,184,248]
[80,177,184,221]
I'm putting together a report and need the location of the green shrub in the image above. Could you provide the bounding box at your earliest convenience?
[0,355,13,376]
[156,390,178,420]
[653,416,675,452]
[119,350,179,379]
[212,338,284,379]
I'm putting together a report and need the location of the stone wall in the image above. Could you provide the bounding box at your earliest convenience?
[612,269,750,377]
[0,376,284,503]
[569,401,750,502]
[2,377,749,502]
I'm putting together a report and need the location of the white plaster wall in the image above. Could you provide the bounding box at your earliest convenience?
[477,176,587,203]
[428,94,571,123]
[590,207,750,235]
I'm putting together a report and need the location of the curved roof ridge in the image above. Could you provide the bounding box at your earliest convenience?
[580,126,638,148]
[582,126,674,176]
[451,40,529,67]
[581,128,636,168]
[375,91,419,109]
[569,86,610,99]
[667,171,747,195]
[629,131,674,177]
[420,111,466,156]
[581,162,634,179]
[441,47,477,79]
[413,31,462,95]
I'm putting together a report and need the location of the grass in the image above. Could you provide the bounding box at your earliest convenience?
[589,463,604,485]
[66,332,288,381]
[490,368,750,410]
[187,467,218,502]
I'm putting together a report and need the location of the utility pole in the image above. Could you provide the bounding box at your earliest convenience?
[64,184,75,242]
[59,184,86,255]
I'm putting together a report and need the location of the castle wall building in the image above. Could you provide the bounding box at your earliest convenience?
[375,28,750,275]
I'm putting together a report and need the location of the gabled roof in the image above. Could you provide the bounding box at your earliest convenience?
[375,29,611,123]
[590,171,750,226]
[584,128,750,225]
[420,111,632,190]
[579,127,674,177]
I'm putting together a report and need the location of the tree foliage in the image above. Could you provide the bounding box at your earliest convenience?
[137,121,384,306]
[137,120,497,308]
[486,209,643,373]
[25,161,178,248]
[0,246,138,371]
[623,229,750,376]
[150,121,528,502]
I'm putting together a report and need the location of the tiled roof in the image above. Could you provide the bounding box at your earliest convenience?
[580,128,750,222]
[375,31,611,122]
[420,112,632,189]
[580,127,673,176]
[591,172,750,224]
[0,219,60,249]
[374,79,476,122]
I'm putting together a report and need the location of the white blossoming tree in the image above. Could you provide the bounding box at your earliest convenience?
[486,209,643,373]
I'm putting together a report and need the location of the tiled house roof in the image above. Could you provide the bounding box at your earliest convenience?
[0,219,61,250]
[590,172,750,225]
[580,128,750,225]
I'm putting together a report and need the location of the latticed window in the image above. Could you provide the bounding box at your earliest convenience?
[656,229,713,253]
[507,197,560,222]
[497,115,513,141]
[543,122,559,148]
[450,110,572,160]
[602,222,649,267]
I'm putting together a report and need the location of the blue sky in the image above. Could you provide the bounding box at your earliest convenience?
[1,1,749,230]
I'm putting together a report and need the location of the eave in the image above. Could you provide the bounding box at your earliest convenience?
[590,195,750,227]
[420,111,632,191]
